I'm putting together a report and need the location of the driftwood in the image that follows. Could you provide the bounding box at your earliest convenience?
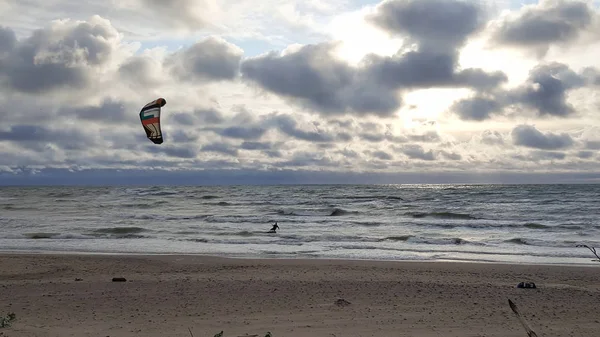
[576,244,600,262]
[508,299,538,337]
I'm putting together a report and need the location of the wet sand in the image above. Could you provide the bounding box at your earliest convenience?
[1,253,599,336]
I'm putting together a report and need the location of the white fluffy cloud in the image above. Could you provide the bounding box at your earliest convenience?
[0,0,599,184]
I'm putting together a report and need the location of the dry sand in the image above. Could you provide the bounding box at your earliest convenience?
[0,253,599,337]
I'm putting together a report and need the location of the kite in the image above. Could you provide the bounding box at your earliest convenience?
[139,98,167,144]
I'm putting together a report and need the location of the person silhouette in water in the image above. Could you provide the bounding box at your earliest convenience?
[269,222,279,233]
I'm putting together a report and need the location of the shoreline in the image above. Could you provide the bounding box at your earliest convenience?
[1,252,599,336]
[1,249,599,268]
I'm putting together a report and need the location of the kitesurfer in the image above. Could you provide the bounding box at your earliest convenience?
[268,222,279,233]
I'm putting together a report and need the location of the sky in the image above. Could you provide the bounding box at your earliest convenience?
[1,0,600,185]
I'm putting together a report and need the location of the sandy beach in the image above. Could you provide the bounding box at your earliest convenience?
[0,254,599,337]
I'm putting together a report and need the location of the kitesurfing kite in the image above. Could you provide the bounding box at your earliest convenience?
[139,98,167,144]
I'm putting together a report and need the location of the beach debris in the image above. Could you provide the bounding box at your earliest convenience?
[75,278,83,281]
[517,282,536,289]
[576,244,600,262]
[0,313,15,328]
[508,299,538,337]
[112,277,127,282]
[214,331,223,337]
[334,298,351,307]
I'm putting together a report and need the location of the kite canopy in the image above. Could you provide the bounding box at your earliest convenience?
[139,98,167,144]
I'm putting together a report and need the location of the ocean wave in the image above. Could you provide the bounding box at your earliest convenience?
[45,192,73,198]
[93,227,147,235]
[382,235,413,241]
[199,195,220,199]
[523,223,549,229]
[340,195,404,201]
[406,211,479,220]
[503,237,600,248]
[276,207,357,217]
[2,205,38,210]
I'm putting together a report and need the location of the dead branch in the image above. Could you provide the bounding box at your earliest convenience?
[576,244,600,262]
[508,299,538,337]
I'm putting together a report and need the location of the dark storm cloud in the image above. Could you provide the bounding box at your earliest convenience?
[490,0,595,56]
[511,124,574,150]
[452,62,598,120]
[368,0,486,52]
[0,16,119,94]
[165,36,243,82]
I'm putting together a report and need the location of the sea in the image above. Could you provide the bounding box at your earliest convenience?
[1,184,599,265]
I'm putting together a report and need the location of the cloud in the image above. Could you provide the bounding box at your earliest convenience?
[0,124,96,152]
[367,0,487,52]
[241,42,506,118]
[57,99,127,123]
[488,0,597,57]
[241,42,402,118]
[165,36,243,82]
[200,142,239,156]
[480,130,505,146]
[452,62,600,120]
[0,26,17,53]
[511,124,574,150]
[137,0,218,31]
[398,144,436,161]
[0,15,122,94]
[0,2,599,184]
